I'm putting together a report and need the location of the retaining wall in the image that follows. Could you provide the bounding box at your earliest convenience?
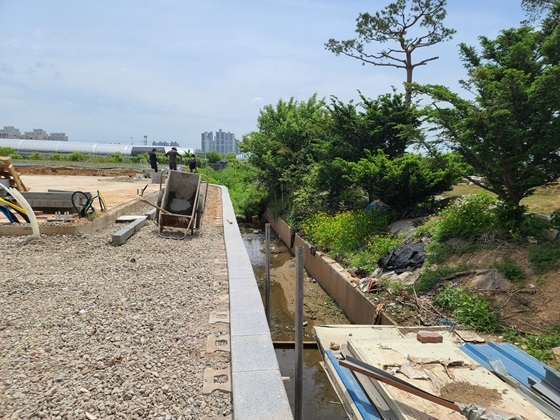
[265,210,393,326]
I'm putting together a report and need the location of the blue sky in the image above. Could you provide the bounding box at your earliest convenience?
[0,1,528,150]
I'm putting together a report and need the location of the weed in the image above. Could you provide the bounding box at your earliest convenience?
[494,258,525,281]
[415,264,467,293]
[528,242,560,274]
[502,329,560,369]
[433,284,499,332]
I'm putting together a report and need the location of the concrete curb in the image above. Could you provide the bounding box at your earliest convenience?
[219,186,293,420]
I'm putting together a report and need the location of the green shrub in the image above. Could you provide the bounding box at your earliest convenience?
[27,152,43,160]
[348,234,403,275]
[433,284,499,332]
[9,152,22,160]
[66,152,87,162]
[528,242,560,274]
[494,258,525,281]
[435,194,497,241]
[302,210,391,259]
[49,153,64,161]
[108,152,123,163]
[0,146,15,156]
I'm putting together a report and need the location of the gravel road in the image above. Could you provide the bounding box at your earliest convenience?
[1,185,232,419]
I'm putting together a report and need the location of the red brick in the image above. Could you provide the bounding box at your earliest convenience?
[417,331,443,343]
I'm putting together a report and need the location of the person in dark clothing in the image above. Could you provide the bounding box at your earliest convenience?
[149,148,158,172]
[165,147,181,171]
[189,155,197,173]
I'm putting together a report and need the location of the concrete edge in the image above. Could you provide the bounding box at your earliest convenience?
[219,186,293,420]
[0,191,158,236]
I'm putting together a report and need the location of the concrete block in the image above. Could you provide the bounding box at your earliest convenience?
[417,331,443,343]
[111,216,147,245]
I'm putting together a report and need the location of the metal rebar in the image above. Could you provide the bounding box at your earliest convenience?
[295,246,304,420]
[265,223,271,324]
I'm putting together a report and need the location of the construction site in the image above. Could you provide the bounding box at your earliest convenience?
[2,158,560,419]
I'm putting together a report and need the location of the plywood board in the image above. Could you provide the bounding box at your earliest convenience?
[348,337,548,419]
[314,325,548,419]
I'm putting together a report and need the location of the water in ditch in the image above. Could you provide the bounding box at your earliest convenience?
[241,226,349,419]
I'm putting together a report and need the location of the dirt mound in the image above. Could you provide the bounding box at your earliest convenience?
[18,165,140,177]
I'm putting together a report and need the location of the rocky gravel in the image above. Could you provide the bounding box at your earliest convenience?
[1,186,232,419]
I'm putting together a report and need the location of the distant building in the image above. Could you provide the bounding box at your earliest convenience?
[0,125,68,141]
[152,141,180,147]
[0,126,22,139]
[201,129,237,154]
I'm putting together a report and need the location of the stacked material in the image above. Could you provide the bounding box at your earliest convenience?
[315,325,553,419]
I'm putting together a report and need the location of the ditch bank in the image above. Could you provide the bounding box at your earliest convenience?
[265,210,395,326]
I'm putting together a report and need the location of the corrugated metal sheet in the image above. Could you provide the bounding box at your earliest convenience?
[460,342,558,388]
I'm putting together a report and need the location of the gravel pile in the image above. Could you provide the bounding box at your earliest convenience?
[1,187,232,419]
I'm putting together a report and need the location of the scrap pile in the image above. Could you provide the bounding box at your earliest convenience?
[315,325,558,419]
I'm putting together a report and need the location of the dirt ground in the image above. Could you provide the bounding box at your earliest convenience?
[18,165,141,177]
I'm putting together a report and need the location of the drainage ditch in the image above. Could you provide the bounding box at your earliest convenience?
[241,226,349,419]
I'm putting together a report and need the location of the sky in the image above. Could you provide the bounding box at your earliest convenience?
[0,1,529,150]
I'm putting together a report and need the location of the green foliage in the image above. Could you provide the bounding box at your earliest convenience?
[549,208,560,230]
[494,258,525,281]
[108,152,123,163]
[503,329,560,367]
[528,241,560,273]
[66,152,87,162]
[206,151,223,163]
[49,153,64,161]
[328,92,420,160]
[348,234,403,275]
[416,13,560,214]
[200,161,266,217]
[431,194,498,241]
[10,152,22,160]
[224,151,237,161]
[415,264,467,292]
[241,95,331,221]
[433,284,499,332]
[342,150,458,213]
[0,147,15,156]
[302,210,392,260]
[130,152,148,164]
[27,152,43,160]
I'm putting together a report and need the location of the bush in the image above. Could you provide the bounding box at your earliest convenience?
[433,284,499,332]
[27,152,43,160]
[301,210,392,260]
[49,153,64,161]
[108,152,123,163]
[434,194,497,241]
[528,242,560,274]
[348,234,403,275]
[66,152,87,162]
[0,146,15,156]
[494,258,525,281]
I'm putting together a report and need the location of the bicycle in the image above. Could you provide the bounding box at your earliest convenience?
[71,190,107,219]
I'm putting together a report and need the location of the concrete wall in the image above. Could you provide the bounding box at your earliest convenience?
[266,210,393,326]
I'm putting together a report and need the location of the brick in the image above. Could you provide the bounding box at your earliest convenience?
[417,331,443,343]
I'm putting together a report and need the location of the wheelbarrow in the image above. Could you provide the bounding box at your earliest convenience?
[146,171,209,239]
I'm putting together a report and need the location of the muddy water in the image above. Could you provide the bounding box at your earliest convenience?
[241,227,348,419]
